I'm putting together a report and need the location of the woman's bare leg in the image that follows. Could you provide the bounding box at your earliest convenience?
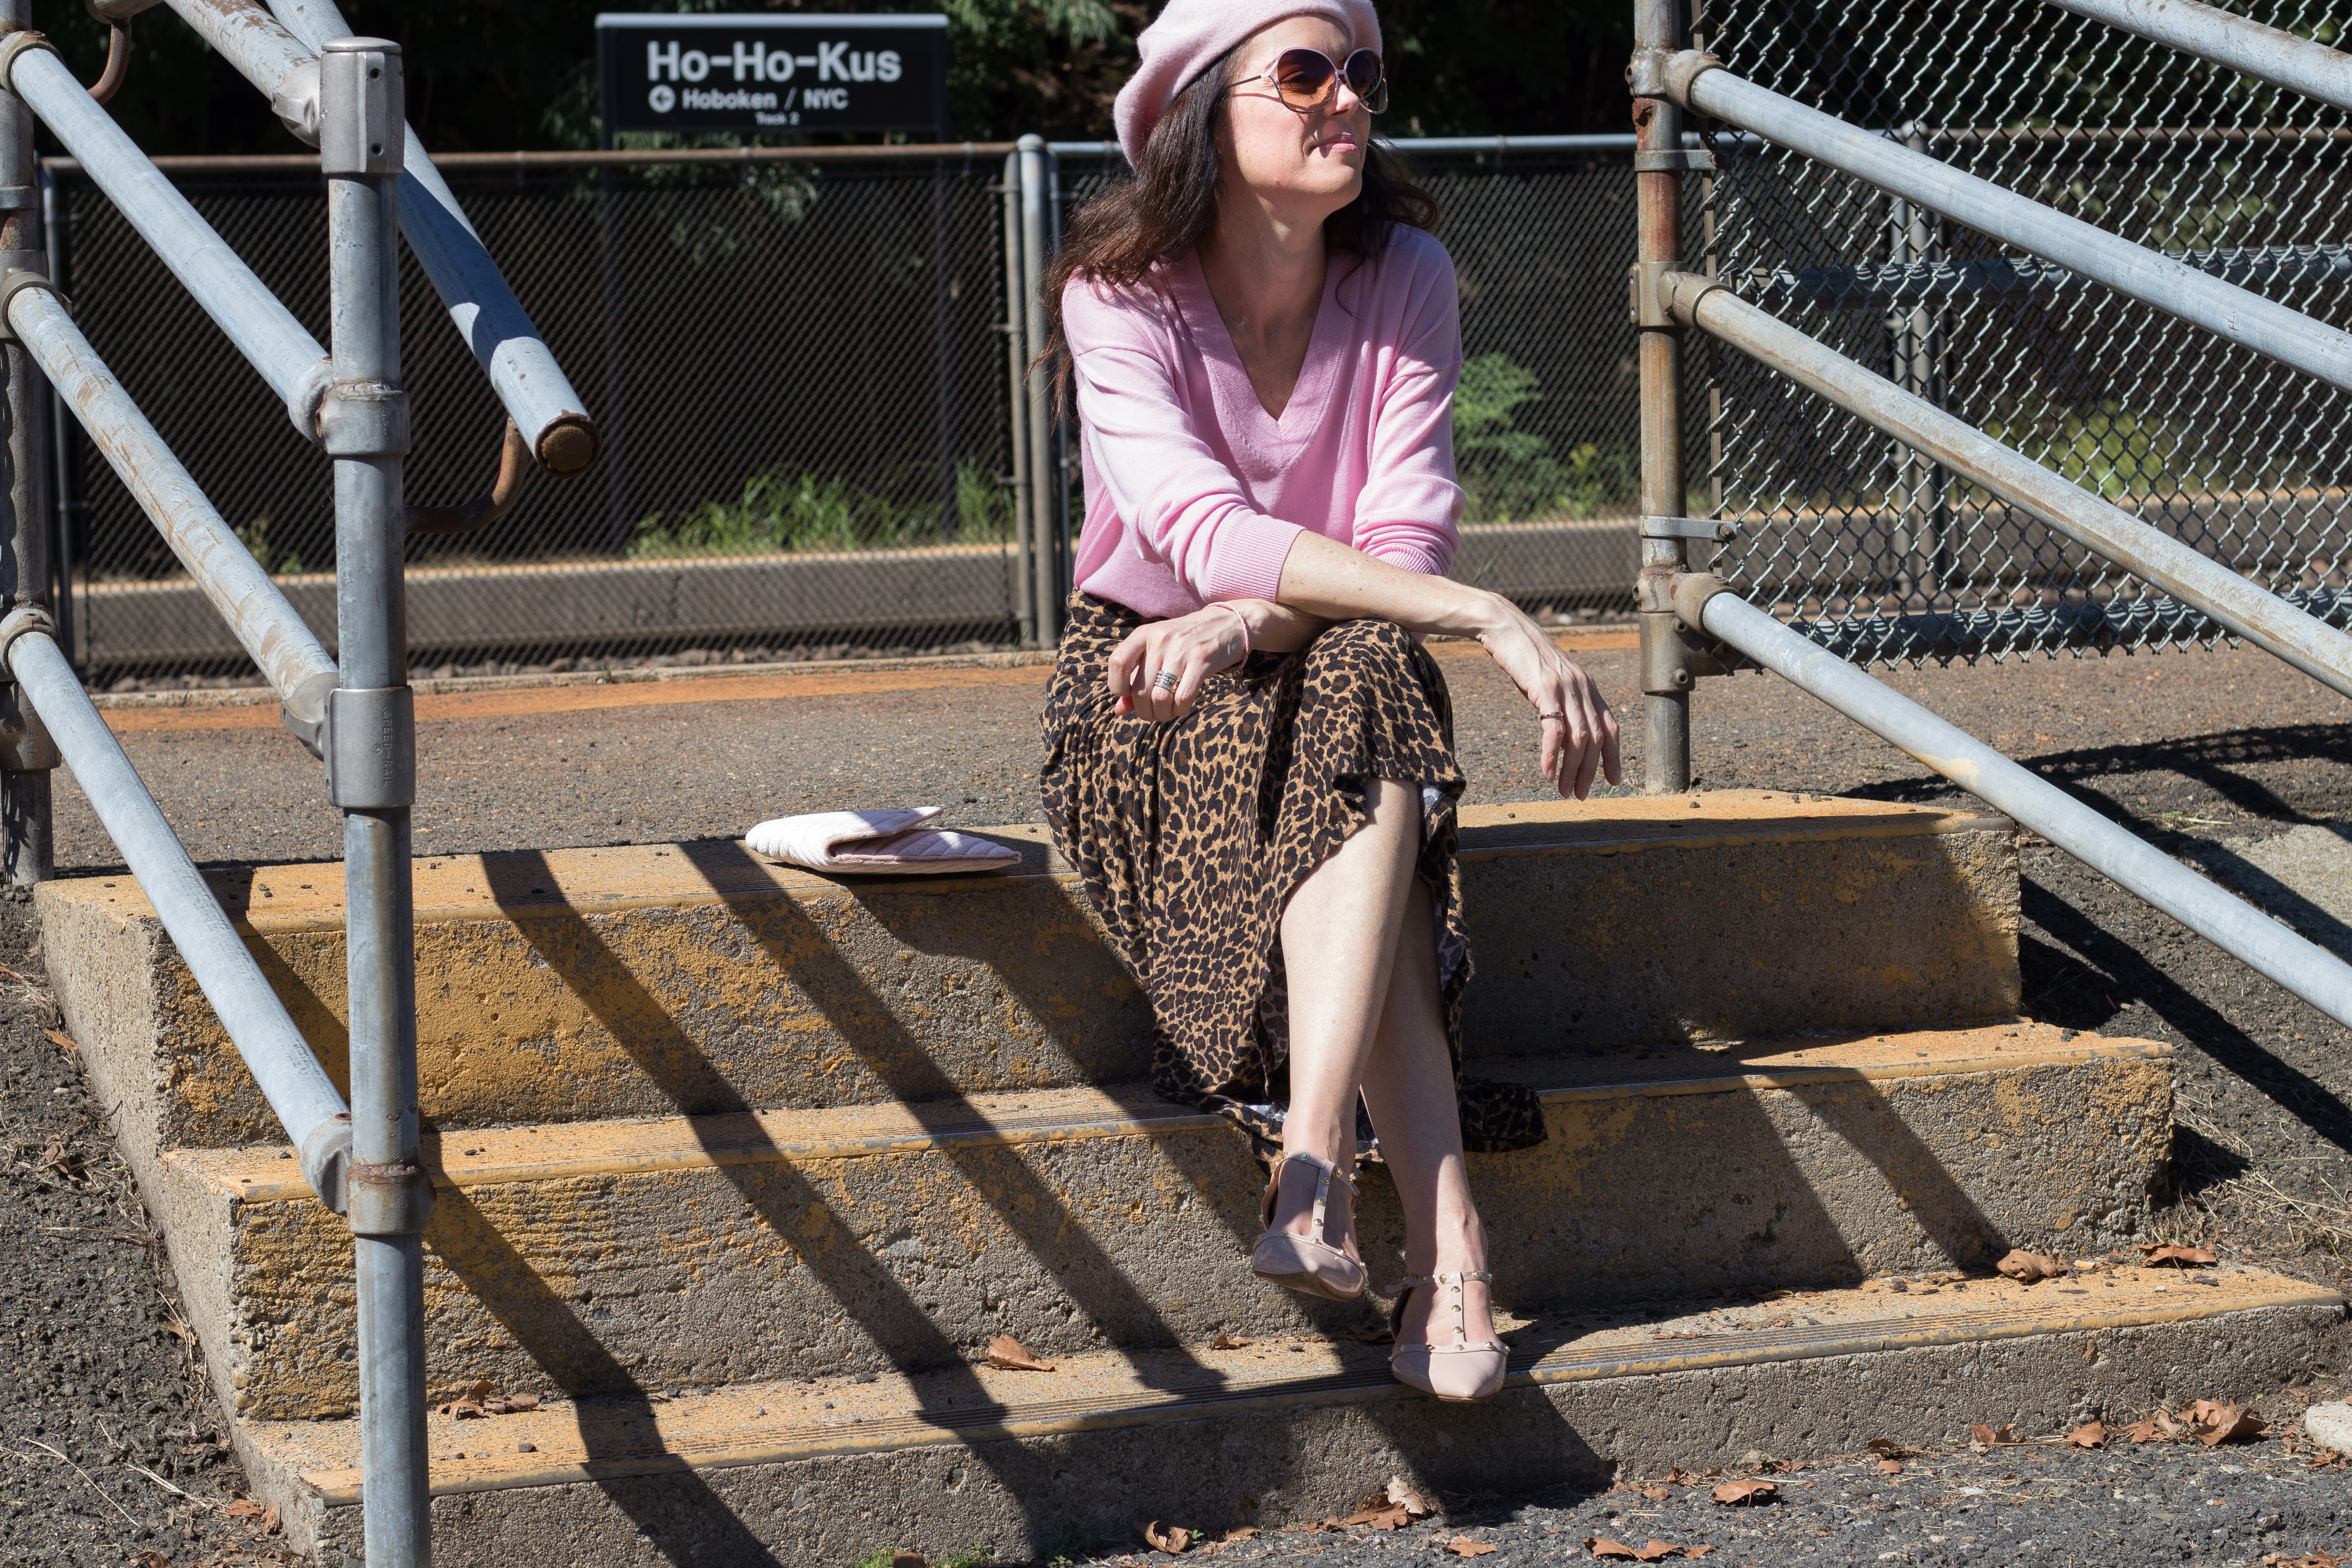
[1270,778,1422,1244]
[1358,886,1495,1348]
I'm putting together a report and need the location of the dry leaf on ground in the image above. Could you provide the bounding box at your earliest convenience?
[132,1552,171,1568]
[1209,1333,1250,1350]
[2124,1418,2163,1443]
[1994,1250,2068,1283]
[161,1320,191,1343]
[1345,1496,1411,1531]
[1141,1520,1192,1555]
[2263,1551,2345,1568]
[1586,1540,1711,1561]
[2185,1399,2267,1445]
[1876,1458,1902,1475]
[2141,1244,2218,1267]
[2067,1422,2107,1449]
[438,1399,486,1419]
[985,1335,1056,1372]
[223,1498,263,1518]
[1386,1475,1435,1516]
[42,1028,73,1054]
[1220,1529,1259,1544]
[260,1503,281,1534]
[1640,1485,1671,1501]
[1971,1424,2020,1447]
[1710,1480,1777,1505]
[1864,1439,1916,1458]
[1445,1538,1499,1557]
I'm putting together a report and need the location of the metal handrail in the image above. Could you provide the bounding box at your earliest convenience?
[7,46,331,435]
[2044,0,2352,116]
[264,0,597,475]
[1678,579,2352,1029]
[5,283,339,742]
[0,612,353,1198]
[1655,269,2352,701]
[1659,53,2352,401]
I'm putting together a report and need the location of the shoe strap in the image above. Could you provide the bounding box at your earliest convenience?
[1270,1152,1355,1247]
[1391,1269,1499,1352]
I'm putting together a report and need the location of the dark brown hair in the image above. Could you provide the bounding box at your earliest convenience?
[1035,47,1441,399]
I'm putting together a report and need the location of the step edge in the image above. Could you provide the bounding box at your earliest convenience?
[178,1036,2170,1202]
[45,808,2016,937]
[287,1279,2343,1507]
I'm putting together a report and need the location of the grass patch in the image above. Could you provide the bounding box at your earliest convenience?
[628,460,1016,559]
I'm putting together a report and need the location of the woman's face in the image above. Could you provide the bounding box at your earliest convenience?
[1216,14,1371,226]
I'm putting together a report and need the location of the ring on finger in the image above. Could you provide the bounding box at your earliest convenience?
[1153,669,1181,692]
[1537,711,1567,721]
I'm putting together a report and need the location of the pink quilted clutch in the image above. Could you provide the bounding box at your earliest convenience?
[743,807,1022,876]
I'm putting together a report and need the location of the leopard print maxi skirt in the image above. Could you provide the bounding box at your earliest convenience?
[1040,592,1546,1161]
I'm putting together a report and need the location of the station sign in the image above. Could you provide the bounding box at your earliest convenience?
[595,13,949,138]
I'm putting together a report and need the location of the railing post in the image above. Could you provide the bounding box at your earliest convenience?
[0,0,54,882]
[319,36,432,1567]
[1003,150,1034,646]
[1631,0,1692,793]
[1018,133,1059,647]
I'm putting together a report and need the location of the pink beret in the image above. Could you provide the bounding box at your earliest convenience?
[1113,0,1384,169]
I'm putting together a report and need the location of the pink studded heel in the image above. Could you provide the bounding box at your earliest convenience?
[1388,1270,1508,1402]
[1249,1152,1367,1302]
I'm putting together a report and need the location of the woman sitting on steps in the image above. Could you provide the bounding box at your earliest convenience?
[1037,0,1620,1404]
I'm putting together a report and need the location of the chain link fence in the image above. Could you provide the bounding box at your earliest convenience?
[53,139,1646,684]
[1694,0,2352,667]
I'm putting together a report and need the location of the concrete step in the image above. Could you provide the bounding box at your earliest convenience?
[160,1021,2164,1421]
[239,1263,2344,1566]
[45,790,2020,1168]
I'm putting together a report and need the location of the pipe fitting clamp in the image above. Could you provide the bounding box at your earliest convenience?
[0,604,55,674]
[346,1157,435,1237]
[1662,50,1724,107]
[0,31,58,93]
[0,268,66,344]
[324,686,415,810]
[318,379,411,457]
[300,1112,354,1215]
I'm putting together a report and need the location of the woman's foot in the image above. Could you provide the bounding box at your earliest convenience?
[1250,1152,1366,1301]
[1389,1251,1506,1402]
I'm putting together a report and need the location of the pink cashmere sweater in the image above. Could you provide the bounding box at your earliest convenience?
[1063,225,1465,619]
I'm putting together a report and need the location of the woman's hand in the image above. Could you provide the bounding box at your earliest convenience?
[1105,602,1254,721]
[1474,597,1622,799]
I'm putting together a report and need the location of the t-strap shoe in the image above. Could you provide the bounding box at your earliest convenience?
[1249,1152,1367,1301]
[1388,1270,1508,1402]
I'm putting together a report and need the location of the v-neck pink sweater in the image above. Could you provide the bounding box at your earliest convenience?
[1063,226,1464,620]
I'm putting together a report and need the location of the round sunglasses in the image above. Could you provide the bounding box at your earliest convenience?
[1237,47,1388,116]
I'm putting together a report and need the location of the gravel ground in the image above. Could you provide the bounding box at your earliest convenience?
[11,635,2352,1563]
[0,892,297,1565]
[1053,1407,2352,1568]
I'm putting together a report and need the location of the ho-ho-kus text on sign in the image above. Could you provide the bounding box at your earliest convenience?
[595,14,948,137]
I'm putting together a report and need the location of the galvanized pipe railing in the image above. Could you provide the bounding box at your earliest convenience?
[5,281,339,743]
[2043,0,2352,116]
[1656,270,2352,702]
[1658,52,2352,401]
[1677,577,2352,1029]
[4,43,330,434]
[0,609,354,1197]
[1633,0,1695,793]
[263,0,597,475]
[317,38,430,1564]
[0,0,54,887]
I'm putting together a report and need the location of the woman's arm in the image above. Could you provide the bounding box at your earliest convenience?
[1105,597,1327,720]
[1276,533,1622,799]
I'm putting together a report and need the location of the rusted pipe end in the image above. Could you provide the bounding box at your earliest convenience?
[87,18,128,105]
[83,0,163,22]
[535,413,599,477]
[407,418,529,536]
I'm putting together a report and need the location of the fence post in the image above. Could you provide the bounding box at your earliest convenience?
[1632,0,1693,793]
[0,0,54,883]
[1018,133,1059,646]
[1003,151,1034,645]
[319,36,433,1567]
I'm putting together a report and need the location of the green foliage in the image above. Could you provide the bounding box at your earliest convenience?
[628,460,1014,559]
[234,515,303,578]
[1452,353,1636,523]
[1982,399,2216,499]
[938,1543,994,1568]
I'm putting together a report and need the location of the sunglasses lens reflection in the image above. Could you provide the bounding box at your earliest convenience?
[1272,49,1337,107]
[1345,49,1388,112]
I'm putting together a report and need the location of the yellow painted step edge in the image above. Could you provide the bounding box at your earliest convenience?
[263,1269,2340,1505]
[181,1023,2165,1202]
